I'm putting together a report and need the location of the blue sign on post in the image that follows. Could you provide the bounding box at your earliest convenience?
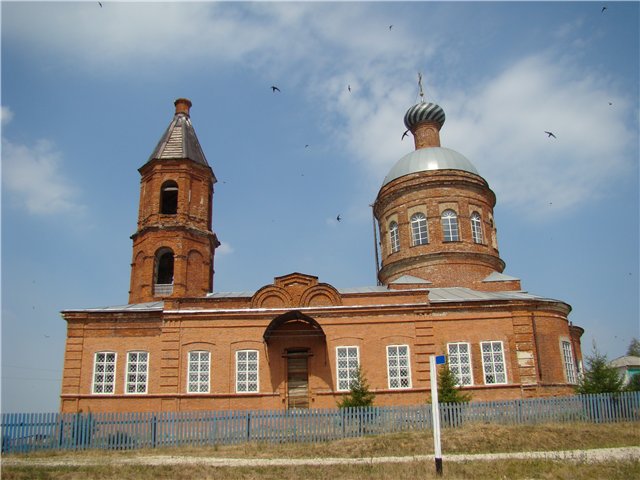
[435,355,446,365]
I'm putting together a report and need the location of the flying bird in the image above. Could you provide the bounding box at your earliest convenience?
[348,85,351,92]
[98,1,102,6]
[388,25,393,30]
[601,6,607,13]
[544,131,557,139]
[271,85,280,93]
[401,129,410,141]
[305,144,309,148]
[609,102,613,106]
[336,214,342,222]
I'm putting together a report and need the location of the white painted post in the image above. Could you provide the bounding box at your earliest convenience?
[430,355,443,476]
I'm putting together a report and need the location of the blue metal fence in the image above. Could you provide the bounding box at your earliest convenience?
[2,392,638,454]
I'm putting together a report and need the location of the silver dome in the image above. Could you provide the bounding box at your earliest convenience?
[382,147,479,186]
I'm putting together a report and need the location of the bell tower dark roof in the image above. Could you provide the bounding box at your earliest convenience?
[146,98,210,169]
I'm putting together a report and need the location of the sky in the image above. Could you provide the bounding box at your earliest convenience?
[1,1,638,413]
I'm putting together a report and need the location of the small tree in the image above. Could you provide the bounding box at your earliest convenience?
[337,365,375,408]
[576,344,624,394]
[437,363,471,403]
[626,374,640,392]
[626,338,640,357]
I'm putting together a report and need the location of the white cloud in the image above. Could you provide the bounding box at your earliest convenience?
[2,138,85,216]
[1,106,14,126]
[310,52,635,221]
[4,3,635,221]
[216,242,234,256]
[441,54,635,218]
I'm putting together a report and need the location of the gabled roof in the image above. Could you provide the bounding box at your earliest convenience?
[390,275,432,285]
[483,271,521,282]
[609,356,640,368]
[147,112,209,168]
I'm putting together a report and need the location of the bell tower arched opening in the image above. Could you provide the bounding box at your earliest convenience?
[160,180,178,214]
[154,248,174,296]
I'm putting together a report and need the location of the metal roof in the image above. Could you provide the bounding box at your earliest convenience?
[483,271,521,282]
[382,147,479,187]
[609,356,640,368]
[426,287,539,302]
[147,112,209,167]
[62,301,164,313]
[63,287,559,313]
[390,275,432,284]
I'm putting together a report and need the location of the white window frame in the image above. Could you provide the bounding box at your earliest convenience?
[480,341,508,385]
[187,350,210,394]
[389,221,400,253]
[447,342,473,386]
[410,212,429,246]
[441,209,460,242]
[561,340,578,384]
[387,345,412,389]
[125,351,149,394]
[471,212,484,244]
[336,346,360,391]
[236,350,259,393]
[92,352,117,394]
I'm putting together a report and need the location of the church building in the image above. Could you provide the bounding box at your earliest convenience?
[60,95,584,413]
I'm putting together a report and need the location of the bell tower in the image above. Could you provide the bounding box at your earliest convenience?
[128,98,219,303]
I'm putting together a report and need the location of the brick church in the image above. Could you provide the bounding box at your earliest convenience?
[60,95,584,413]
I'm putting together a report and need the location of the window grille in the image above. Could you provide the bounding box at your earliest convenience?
[387,345,411,389]
[236,350,259,393]
[448,342,473,386]
[187,351,210,393]
[471,212,484,244]
[389,221,400,253]
[125,351,149,394]
[411,213,429,246]
[92,352,116,394]
[336,346,359,391]
[441,210,459,242]
[562,341,578,384]
[480,341,507,385]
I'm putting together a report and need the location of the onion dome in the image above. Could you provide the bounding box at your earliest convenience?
[404,102,446,131]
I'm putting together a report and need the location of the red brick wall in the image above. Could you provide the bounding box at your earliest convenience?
[373,169,517,290]
[61,278,579,413]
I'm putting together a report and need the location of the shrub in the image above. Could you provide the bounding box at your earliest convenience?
[576,345,624,394]
[437,363,472,403]
[337,365,375,408]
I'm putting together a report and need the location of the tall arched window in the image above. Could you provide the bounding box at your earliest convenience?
[160,181,178,215]
[441,210,459,242]
[471,212,484,244]
[389,221,400,253]
[410,212,429,246]
[154,248,174,295]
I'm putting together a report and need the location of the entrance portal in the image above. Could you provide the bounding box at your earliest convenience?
[287,351,309,409]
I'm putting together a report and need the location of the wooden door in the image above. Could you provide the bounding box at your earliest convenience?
[287,355,309,409]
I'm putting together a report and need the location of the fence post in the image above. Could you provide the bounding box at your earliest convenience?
[151,415,157,449]
[246,411,251,442]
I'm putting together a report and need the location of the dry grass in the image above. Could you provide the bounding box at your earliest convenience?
[3,422,639,479]
[3,459,640,480]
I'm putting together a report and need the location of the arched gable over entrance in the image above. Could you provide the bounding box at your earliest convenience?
[263,310,326,343]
